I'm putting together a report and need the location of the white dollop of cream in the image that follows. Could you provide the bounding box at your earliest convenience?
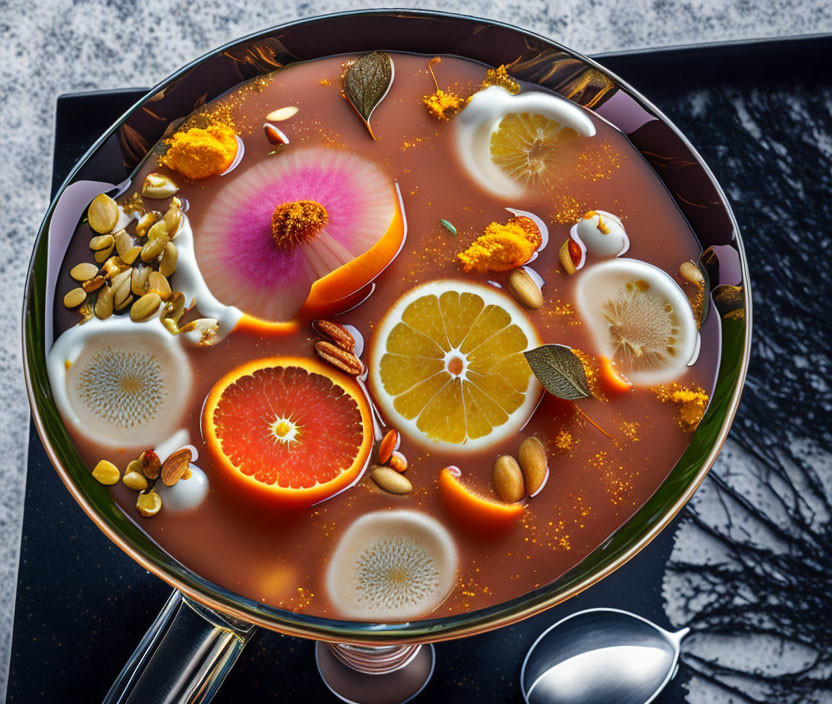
[171,216,242,342]
[158,465,209,512]
[455,86,596,198]
[572,210,629,258]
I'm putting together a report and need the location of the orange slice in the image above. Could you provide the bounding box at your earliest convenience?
[203,357,372,507]
[301,190,406,317]
[439,466,524,532]
[369,279,541,452]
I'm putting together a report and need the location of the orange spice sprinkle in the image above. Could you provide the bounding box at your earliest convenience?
[620,421,641,442]
[576,141,624,182]
[553,429,574,452]
[652,383,710,431]
[482,64,520,94]
[551,194,585,225]
[422,57,467,121]
[571,349,604,399]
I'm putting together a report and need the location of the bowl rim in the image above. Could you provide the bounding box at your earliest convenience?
[22,7,752,644]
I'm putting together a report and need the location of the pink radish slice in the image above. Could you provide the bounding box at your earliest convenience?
[195,147,396,322]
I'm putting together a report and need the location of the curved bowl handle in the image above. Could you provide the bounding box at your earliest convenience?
[103,590,255,704]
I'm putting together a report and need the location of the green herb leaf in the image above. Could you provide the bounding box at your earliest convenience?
[344,52,394,140]
[439,218,457,236]
[523,344,591,400]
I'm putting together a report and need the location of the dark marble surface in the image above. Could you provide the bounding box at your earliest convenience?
[8,37,832,703]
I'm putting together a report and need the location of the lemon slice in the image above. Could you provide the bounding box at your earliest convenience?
[576,259,699,385]
[455,86,596,198]
[489,112,579,191]
[369,280,541,452]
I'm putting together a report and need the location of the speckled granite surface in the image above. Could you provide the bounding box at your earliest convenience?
[3,1,832,701]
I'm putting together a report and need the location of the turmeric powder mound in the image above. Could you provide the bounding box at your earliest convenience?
[482,64,520,94]
[422,57,467,121]
[422,89,466,121]
[652,383,709,431]
[457,217,541,273]
[160,123,238,180]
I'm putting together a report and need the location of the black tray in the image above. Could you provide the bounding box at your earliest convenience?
[10,35,831,703]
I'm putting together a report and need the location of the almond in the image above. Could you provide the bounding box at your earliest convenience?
[507,268,543,310]
[140,449,161,479]
[370,465,412,494]
[312,319,355,352]
[377,428,400,464]
[493,455,524,502]
[518,437,548,495]
[314,340,363,375]
[160,448,192,486]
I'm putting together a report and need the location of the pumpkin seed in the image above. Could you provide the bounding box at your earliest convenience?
[161,317,180,335]
[70,262,98,282]
[147,271,171,297]
[94,286,114,319]
[136,211,159,238]
[114,229,133,257]
[82,274,106,293]
[63,288,86,308]
[131,267,150,296]
[142,172,179,199]
[87,193,119,234]
[164,201,182,238]
[130,293,162,321]
[115,293,134,312]
[147,220,169,242]
[141,237,166,262]
[94,244,115,263]
[102,256,128,279]
[89,234,115,251]
[112,270,132,307]
[122,246,141,265]
[159,242,178,277]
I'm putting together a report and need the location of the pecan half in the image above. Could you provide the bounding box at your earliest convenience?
[312,319,355,352]
[314,340,363,376]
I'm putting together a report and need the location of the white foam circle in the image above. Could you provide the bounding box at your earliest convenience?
[575,259,698,385]
[47,317,192,451]
[325,510,458,622]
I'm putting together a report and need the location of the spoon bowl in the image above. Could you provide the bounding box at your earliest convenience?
[521,608,688,704]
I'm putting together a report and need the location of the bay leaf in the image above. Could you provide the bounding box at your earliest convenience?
[344,52,394,140]
[523,344,591,401]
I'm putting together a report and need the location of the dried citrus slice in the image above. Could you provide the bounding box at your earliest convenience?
[368,280,541,452]
[202,357,372,507]
[439,466,524,533]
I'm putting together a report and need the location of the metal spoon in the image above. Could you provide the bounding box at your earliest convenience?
[520,608,688,704]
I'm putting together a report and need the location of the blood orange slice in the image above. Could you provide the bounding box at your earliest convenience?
[203,357,372,507]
